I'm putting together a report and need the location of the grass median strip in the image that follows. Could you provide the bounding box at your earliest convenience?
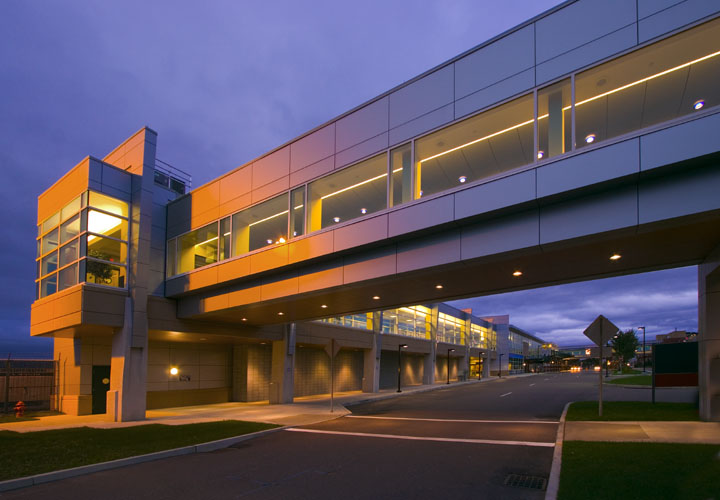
[0,420,278,481]
[607,374,651,385]
[558,441,720,500]
[565,401,699,421]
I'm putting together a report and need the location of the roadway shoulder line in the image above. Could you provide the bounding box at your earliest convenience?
[345,416,558,424]
[544,401,571,500]
[286,428,555,447]
[499,392,512,397]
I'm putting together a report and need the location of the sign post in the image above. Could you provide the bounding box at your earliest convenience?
[583,315,620,417]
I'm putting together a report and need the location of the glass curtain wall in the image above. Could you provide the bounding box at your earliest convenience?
[36,191,129,298]
[437,313,465,344]
[381,306,431,338]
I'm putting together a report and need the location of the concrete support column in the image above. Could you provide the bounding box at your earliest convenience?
[270,323,296,404]
[423,346,436,385]
[483,351,491,379]
[699,248,720,421]
[362,332,381,393]
[107,297,148,421]
[460,346,470,380]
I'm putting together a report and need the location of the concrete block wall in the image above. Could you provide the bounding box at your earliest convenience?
[434,356,460,383]
[293,347,363,397]
[54,335,112,415]
[379,351,424,389]
[146,342,230,393]
[232,343,272,402]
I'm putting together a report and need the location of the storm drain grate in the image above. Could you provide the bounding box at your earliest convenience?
[504,474,547,490]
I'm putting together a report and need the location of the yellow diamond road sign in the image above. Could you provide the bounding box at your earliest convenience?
[583,315,620,346]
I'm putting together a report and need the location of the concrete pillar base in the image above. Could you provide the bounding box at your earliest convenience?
[270,324,296,404]
[699,247,720,421]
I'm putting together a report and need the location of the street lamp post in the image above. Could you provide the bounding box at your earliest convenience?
[447,348,455,384]
[498,353,504,378]
[638,326,646,373]
[397,344,408,392]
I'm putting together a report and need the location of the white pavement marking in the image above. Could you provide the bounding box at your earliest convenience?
[529,383,536,387]
[286,428,555,447]
[499,392,512,397]
[346,416,559,424]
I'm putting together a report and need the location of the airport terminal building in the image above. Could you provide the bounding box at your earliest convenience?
[31,0,720,421]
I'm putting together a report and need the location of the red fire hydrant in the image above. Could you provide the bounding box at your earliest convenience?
[14,401,26,418]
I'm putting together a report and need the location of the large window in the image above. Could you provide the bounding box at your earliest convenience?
[575,18,720,148]
[36,191,129,298]
[178,222,218,274]
[437,312,465,344]
[415,94,534,199]
[307,154,387,232]
[381,306,431,338]
[232,193,289,256]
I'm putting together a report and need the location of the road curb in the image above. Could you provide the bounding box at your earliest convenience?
[343,379,483,407]
[545,401,571,500]
[0,425,286,493]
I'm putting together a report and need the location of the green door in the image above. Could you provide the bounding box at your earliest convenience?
[91,365,111,414]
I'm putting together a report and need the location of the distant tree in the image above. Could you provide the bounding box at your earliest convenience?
[611,329,639,364]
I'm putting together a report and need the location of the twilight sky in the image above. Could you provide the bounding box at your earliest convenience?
[0,0,698,357]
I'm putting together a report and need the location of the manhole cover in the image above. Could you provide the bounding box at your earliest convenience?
[504,474,547,490]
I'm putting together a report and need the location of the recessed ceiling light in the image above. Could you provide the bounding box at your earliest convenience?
[537,150,544,159]
[360,208,367,214]
[266,239,273,244]
[200,337,207,341]
[419,190,423,197]
[435,284,443,289]
[278,312,284,316]
[277,237,286,244]
[170,367,179,375]
[333,216,341,223]
[585,133,596,144]
[241,318,247,321]
[610,253,622,261]
[372,295,380,300]
[512,270,523,277]
[321,304,328,308]
[458,176,467,183]
[693,99,705,110]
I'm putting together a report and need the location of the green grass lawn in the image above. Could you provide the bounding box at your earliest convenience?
[0,420,278,481]
[565,401,699,421]
[612,367,642,375]
[559,441,720,500]
[607,374,651,385]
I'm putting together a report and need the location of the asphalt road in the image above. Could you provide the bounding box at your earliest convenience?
[1,372,698,500]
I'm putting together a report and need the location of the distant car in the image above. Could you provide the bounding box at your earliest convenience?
[570,366,581,372]
[593,366,601,371]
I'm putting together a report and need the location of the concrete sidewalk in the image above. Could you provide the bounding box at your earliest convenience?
[564,420,720,444]
[0,378,495,433]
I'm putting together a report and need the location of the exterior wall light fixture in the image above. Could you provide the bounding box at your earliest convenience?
[170,367,179,376]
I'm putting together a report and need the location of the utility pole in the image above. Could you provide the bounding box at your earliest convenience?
[638,326,646,373]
